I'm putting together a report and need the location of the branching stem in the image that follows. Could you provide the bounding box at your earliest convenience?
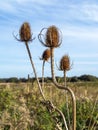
[50,47,76,130]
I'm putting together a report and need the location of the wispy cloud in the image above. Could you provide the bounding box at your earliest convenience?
[1,0,98,28]
[75,61,98,65]
[66,4,98,23]
[62,26,98,39]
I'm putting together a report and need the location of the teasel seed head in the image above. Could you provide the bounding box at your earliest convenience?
[41,49,51,61]
[19,22,32,42]
[60,55,71,71]
[45,25,60,48]
[38,25,62,48]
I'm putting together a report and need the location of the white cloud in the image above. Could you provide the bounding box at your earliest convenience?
[63,2,98,22]
[75,61,98,65]
[71,53,98,58]
[81,4,98,22]
[62,25,98,40]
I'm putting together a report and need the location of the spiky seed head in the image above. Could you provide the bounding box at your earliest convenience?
[45,25,60,48]
[19,22,32,42]
[60,55,70,71]
[42,49,51,61]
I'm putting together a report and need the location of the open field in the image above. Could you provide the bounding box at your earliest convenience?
[0,81,98,130]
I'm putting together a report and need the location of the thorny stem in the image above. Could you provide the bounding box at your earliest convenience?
[55,107,68,130]
[50,47,76,130]
[42,60,45,88]
[64,70,71,130]
[64,71,66,87]
[45,100,68,130]
[25,42,46,100]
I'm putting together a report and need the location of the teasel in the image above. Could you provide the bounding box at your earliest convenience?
[38,25,62,48]
[39,26,76,130]
[14,22,45,101]
[40,49,68,130]
[19,22,32,42]
[13,22,34,42]
[40,49,51,88]
[60,54,72,129]
[60,54,73,87]
[45,25,61,48]
[60,55,71,72]
[38,25,62,82]
[41,49,51,61]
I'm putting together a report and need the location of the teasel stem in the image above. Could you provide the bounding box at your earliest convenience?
[55,107,68,130]
[25,43,68,129]
[25,41,68,130]
[64,70,66,87]
[50,47,76,130]
[64,70,71,130]
[47,100,68,130]
[50,48,56,82]
[42,60,45,88]
[41,49,50,87]
[25,42,46,101]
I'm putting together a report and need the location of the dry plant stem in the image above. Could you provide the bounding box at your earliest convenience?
[55,107,68,130]
[25,43,67,129]
[25,42,46,100]
[24,42,68,130]
[50,47,76,130]
[50,48,68,130]
[64,70,71,130]
[42,60,45,88]
[49,101,68,130]
[64,71,66,87]
[42,59,68,129]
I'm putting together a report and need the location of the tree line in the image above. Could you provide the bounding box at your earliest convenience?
[0,74,98,83]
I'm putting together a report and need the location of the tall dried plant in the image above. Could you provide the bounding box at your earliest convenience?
[40,49,51,90]
[59,55,71,130]
[14,22,69,130]
[14,22,45,100]
[38,25,76,130]
[38,25,62,83]
[59,55,71,87]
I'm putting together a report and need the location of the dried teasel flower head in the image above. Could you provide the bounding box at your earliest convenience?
[19,22,32,42]
[46,25,61,47]
[60,55,71,71]
[41,49,51,61]
[38,25,62,48]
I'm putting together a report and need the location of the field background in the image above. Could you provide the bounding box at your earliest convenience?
[0,79,98,130]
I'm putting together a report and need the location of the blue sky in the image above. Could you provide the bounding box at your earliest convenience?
[0,0,98,78]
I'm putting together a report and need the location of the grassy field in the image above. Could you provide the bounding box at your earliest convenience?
[0,81,98,130]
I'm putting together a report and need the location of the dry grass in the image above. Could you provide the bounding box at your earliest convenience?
[0,81,97,130]
[0,81,97,102]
